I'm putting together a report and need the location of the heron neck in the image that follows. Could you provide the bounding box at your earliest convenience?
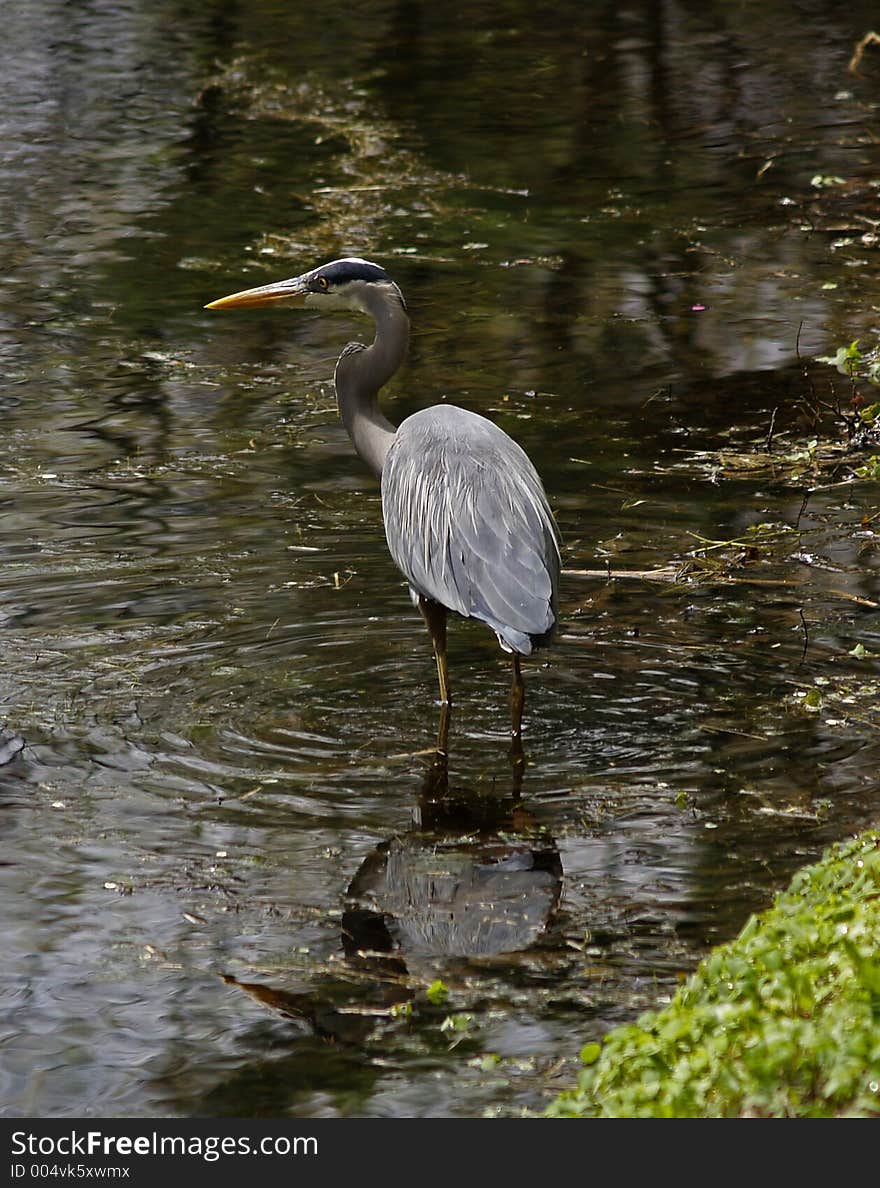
[334,293,409,478]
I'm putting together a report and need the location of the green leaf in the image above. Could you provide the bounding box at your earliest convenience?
[849,643,876,660]
[426,979,449,1005]
[440,1012,473,1033]
[580,1042,602,1066]
[854,455,880,479]
[816,340,862,377]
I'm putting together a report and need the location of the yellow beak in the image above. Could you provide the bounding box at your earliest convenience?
[205,275,309,310]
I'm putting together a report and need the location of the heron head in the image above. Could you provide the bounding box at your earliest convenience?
[205,257,406,315]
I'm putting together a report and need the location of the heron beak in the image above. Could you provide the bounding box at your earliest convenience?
[204,275,309,310]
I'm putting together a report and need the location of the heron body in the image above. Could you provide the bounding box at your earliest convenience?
[206,258,560,738]
[383,405,558,655]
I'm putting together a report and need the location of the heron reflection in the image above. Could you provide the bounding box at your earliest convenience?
[222,739,561,1044]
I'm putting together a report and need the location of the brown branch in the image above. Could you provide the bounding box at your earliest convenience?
[562,568,879,608]
[849,31,880,76]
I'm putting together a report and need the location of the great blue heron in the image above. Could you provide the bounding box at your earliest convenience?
[206,258,560,739]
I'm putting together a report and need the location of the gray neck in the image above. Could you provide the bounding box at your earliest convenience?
[333,288,409,478]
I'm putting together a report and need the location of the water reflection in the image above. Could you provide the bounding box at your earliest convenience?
[221,734,561,1060]
[345,740,561,962]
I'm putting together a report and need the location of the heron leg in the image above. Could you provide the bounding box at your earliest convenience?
[510,654,525,740]
[435,700,451,756]
[418,596,451,707]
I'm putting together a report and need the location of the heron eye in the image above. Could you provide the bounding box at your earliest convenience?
[316,276,329,290]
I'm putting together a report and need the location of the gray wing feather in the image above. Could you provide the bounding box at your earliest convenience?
[381,406,560,654]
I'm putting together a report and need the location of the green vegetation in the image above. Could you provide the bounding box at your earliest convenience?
[817,339,880,393]
[426,979,450,1006]
[548,832,880,1118]
[855,455,880,480]
[815,339,880,448]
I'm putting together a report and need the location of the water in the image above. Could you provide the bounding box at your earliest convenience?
[1,0,879,1118]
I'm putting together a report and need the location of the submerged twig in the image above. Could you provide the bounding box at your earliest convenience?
[765,406,779,453]
[794,490,810,531]
[797,608,810,666]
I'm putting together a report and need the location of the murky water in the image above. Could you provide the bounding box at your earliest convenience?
[2,1,879,1118]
